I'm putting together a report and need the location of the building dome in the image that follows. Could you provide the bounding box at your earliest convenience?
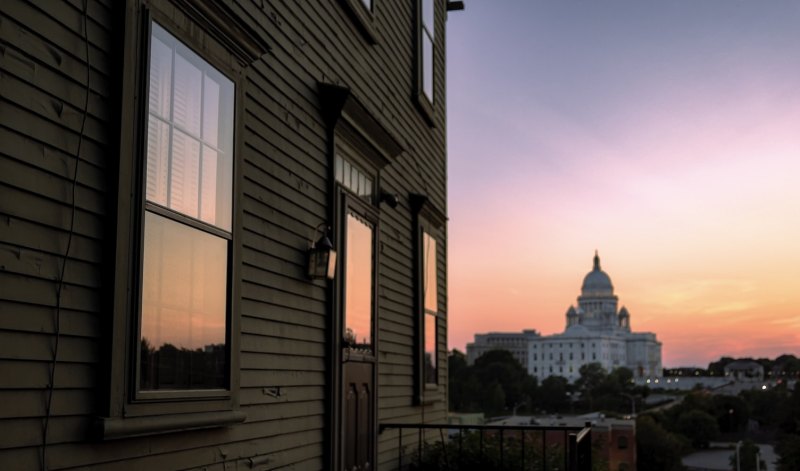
[581,251,614,295]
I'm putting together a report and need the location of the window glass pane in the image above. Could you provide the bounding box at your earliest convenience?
[358,174,367,197]
[173,53,202,136]
[344,213,373,351]
[343,159,351,189]
[146,117,170,206]
[140,212,228,390]
[423,232,437,312]
[169,129,201,218]
[147,23,234,231]
[425,313,437,384]
[202,78,220,147]
[335,154,344,184]
[422,0,434,31]
[422,32,434,102]
[148,36,172,119]
[200,146,219,224]
[350,166,358,193]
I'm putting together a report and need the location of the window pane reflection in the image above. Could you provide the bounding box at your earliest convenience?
[140,212,228,390]
[146,117,170,206]
[421,0,435,103]
[173,53,202,136]
[344,213,373,352]
[423,232,437,312]
[425,313,437,384]
[422,0,434,31]
[146,23,234,231]
[422,32,434,102]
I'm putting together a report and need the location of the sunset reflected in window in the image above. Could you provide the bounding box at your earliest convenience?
[344,213,374,352]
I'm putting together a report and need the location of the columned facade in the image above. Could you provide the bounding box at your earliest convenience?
[468,253,663,382]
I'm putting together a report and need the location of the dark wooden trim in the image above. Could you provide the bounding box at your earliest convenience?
[107,0,152,419]
[337,0,378,45]
[99,0,131,420]
[319,82,404,169]
[410,193,446,228]
[170,0,270,65]
[144,203,233,239]
[96,410,246,440]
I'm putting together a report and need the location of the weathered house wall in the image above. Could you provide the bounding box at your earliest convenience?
[0,0,449,469]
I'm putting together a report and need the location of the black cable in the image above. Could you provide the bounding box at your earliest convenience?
[41,0,90,468]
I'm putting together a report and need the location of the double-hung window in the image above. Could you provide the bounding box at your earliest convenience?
[411,194,445,402]
[103,2,266,438]
[138,23,234,393]
[416,0,436,120]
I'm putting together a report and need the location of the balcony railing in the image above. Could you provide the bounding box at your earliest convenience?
[379,422,592,471]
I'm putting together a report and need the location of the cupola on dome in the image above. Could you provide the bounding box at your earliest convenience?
[581,251,614,295]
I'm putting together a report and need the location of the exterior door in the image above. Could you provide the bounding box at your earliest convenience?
[340,204,378,471]
[343,361,374,470]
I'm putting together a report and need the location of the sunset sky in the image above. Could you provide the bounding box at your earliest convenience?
[446,1,800,367]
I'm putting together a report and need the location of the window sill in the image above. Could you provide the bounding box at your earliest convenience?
[415,91,435,127]
[96,409,246,440]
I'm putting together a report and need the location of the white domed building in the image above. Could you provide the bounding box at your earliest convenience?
[467,252,662,382]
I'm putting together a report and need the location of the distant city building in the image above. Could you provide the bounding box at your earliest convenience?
[467,252,663,382]
[724,360,765,381]
[465,330,541,369]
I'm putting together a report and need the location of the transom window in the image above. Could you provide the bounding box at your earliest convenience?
[335,154,374,199]
[138,23,234,392]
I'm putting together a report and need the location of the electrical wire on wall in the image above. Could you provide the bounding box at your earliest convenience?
[41,0,90,468]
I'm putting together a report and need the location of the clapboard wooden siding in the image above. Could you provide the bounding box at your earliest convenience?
[0,0,450,469]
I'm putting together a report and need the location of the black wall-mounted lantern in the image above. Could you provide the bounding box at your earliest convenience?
[308,224,337,280]
[379,191,399,208]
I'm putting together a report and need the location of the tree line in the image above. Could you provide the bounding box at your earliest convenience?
[449,349,800,470]
[664,354,800,377]
[449,349,647,417]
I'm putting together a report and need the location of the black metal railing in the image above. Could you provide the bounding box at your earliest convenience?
[379,422,592,471]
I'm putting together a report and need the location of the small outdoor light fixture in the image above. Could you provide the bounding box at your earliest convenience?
[379,191,399,208]
[308,224,337,280]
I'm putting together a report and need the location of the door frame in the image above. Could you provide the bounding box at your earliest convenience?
[334,183,380,471]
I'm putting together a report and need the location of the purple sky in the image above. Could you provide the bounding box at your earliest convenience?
[446,1,800,367]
